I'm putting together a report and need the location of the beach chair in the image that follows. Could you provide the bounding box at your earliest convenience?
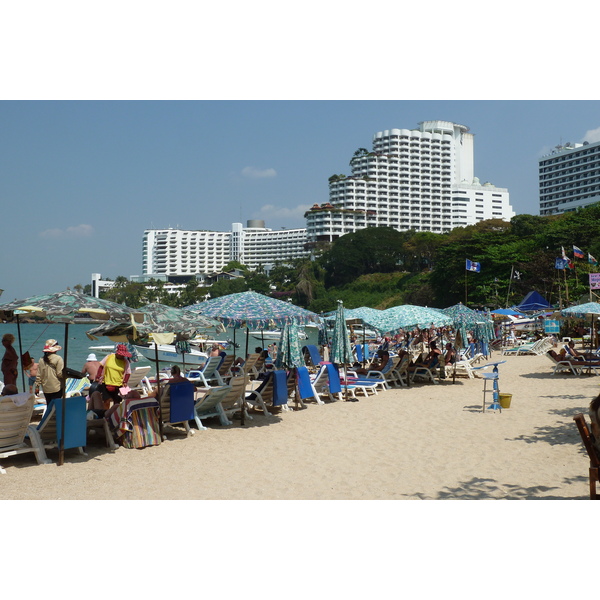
[193,384,233,430]
[361,355,403,389]
[573,413,600,500]
[0,393,52,474]
[159,380,196,438]
[452,355,481,379]
[36,396,88,459]
[302,345,323,370]
[217,354,235,382]
[219,376,249,421]
[126,366,152,392]
[231,353,261,380]
[245,371,275,416]
[409,360,439,385]
[296,366,323,405]
[65,376,91,397]
[187,356,225,387]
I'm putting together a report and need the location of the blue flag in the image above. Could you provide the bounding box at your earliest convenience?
[555,257,569,269]
[466,259,481,272]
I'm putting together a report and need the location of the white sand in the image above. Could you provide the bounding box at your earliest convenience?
[1,352,597,500]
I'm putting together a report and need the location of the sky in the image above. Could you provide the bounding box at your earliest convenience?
[1,3,598,309]
[3,99,600,301]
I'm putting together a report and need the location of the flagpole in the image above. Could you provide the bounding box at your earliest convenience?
[465,269,468,305]
[506,265,514,308]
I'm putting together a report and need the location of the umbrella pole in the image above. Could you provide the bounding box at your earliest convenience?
[58,323,69,467]
[154,342,164,440]
[16,314,25,392]
[240,327,250,427]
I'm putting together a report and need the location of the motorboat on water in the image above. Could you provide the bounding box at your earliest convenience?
[249,330,308,341]
[88,345,117,355]
[134,343,209,366]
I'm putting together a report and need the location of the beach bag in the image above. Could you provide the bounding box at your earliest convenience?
[21,351,33,369]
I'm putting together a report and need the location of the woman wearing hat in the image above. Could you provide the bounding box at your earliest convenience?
[35,339,65,404]
[1,333,19,386]
[95,344,132,407]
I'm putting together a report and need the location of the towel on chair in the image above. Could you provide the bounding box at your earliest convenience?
[296,366,315,400]
[272,369,288,406]
[7,392,31,407]
[324,363,342,394]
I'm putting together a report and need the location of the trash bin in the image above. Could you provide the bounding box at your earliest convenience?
[499,393,512,409]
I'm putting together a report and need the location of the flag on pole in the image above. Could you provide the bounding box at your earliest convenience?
[513,270,521,280]
[465,259,481,272]
[555,257,568,269]
[589,253,598,266]
[561,246,568,260]
[573,245,585,259]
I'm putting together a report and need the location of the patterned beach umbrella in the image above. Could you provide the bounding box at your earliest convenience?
[376,304,453,335]
[330,300,354,366]
[442,303,495,343]
[275,321,303,369]
[0,289,143,467]
[185,291,320,330]
[561,302,600,317]
[0,289,142,323]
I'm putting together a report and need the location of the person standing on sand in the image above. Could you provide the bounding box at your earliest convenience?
[1,333,19,386]
[35,339,64,404]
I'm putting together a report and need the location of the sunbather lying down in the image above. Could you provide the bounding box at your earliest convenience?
[550,349,600,367]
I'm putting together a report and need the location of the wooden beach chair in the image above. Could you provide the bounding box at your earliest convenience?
[573,413,600,500]
[0,393,52,474]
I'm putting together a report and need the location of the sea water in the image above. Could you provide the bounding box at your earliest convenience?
[0,322,321,392]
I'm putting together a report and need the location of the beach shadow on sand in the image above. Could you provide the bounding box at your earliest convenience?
[408,476,588,500]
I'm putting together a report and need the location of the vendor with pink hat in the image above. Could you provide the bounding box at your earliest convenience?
[94,344,132,408]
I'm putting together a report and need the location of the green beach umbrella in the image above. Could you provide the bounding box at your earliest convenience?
[275,321,303,369]
[376,304,453,335]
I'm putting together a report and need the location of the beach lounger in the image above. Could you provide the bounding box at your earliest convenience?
[0,393,52,474]
[546,350,600,376]
[126,366,152,392]
[65,376,91,397]
[187,356,225,387]
[159,380,196,438]
[219,376,249,421]
[36,396,88,460]
[217,354,235,382]
[296,366,323,405]
[193,384,233,430]
[302,345,323,370]
[573,413,600,499]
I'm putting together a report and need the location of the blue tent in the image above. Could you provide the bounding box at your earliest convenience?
[516,291,552,312]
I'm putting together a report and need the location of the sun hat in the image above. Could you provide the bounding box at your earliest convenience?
[86,353,98,362]
[43,339,62,353]
[115,343,132,358]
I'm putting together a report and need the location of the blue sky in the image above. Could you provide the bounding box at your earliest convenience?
[2,99,600,300]
[1,4,598,302]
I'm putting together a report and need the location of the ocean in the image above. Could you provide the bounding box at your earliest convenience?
[0,322,321,392]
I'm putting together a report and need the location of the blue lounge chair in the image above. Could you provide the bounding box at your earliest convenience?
[36,396,88,459]
[159,380,196,438]
[302,345,323,368]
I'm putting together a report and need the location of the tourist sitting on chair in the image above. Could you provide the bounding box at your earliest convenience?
[354,349,393,376]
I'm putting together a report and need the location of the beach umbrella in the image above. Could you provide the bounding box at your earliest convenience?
[0,289,143,466]
[490,308,523,317]
[561,302,600,348]
[275,321,303,370]
[442,303,495,345]
[185,291,321,424]
[330,300,354,401]
[376,304,453,335]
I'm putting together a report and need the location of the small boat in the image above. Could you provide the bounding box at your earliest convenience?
[134,343,209,366]
[88,345,117,355]
[249,330,308,341]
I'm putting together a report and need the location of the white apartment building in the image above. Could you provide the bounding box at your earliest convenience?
[141,221,308,279]
[306,120,514,243]
[539,140,600,216]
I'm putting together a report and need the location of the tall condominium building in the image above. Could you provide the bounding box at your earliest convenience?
[539,140,600,216]
[141,220,308,279]
[305,120,514,244]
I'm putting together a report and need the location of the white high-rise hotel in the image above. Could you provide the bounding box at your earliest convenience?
[137,120,514,281]
[306,120,514,243]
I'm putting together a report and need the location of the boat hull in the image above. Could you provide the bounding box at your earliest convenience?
[134,344,208,366]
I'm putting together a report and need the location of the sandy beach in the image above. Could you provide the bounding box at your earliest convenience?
[1,352,597,500]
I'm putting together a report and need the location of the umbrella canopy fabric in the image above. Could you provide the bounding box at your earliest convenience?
[375,304,453,335]
[561,302,600,317]
[442,303,495,343]
[0,289,142,323]
[86,302,224,342]
[185,291,320,330]
[275,321,304,369]
[330,300,354,365]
